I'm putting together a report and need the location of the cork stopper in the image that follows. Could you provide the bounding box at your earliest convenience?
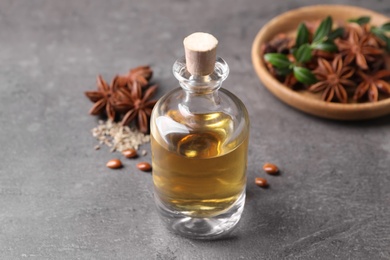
[183,32,218,76]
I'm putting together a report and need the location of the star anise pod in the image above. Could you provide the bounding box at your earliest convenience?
[110,86,136,114]
[336,30,383,70]
[116,66,153,88]
[343,23,367,37]
[308,55,355,103]
[85,75,121,120]
[113,82,158,133]
[344,23,386,48]
[353,70,390,102]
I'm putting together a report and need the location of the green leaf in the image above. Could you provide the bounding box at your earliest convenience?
[264,53,292,69]
[296,23,310,48]
[313,41,338,52]
[313,16,333,43]
[371,25,390,49]
[348,16,371,25]
[381,22,390,31]
[293,67,317,85]
[294,44,312,63]
[327,28,344,40]
[371,27,389,51]
[371,26,384,36]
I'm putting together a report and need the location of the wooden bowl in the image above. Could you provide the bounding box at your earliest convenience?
[251,5,390,120]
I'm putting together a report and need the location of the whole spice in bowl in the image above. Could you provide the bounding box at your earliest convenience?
[252,5,390,120]
[263,15,390,103]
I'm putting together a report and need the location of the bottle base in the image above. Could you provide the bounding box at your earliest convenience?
[154,190,245,240]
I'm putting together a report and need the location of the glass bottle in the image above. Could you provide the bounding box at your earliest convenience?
[150,32,250,239]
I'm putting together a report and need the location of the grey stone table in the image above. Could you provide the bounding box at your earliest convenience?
[1,0,389,259]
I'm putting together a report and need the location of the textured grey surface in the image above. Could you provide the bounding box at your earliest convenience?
[0,0,390,259]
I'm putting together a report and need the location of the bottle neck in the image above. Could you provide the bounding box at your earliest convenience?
[173,56,229,94]
[172,56,229,112]
[180,75,221,95]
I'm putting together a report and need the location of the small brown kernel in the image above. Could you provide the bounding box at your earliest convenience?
[263,163,279,175]
[137,162,152,172]
[106,159,122,169]
[255,177,268,188]
[122,148,138,158]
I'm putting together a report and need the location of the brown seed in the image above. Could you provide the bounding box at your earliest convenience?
[106,159,122,169]
[263,163,279,175]
[122,148,138,158]
[137,162,152,172]
[255,177,268,188]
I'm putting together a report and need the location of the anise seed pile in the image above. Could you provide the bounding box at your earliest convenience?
[263,16,390,103]
[85,66,157,133]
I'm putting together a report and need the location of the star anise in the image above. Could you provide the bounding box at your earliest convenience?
[115,66,153,88]
[308,55,355,103]
[336,30,383,70]
[344,23,386,48]
[113,82,158,133]
[353,70,390,102]
[85,75,121,120]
